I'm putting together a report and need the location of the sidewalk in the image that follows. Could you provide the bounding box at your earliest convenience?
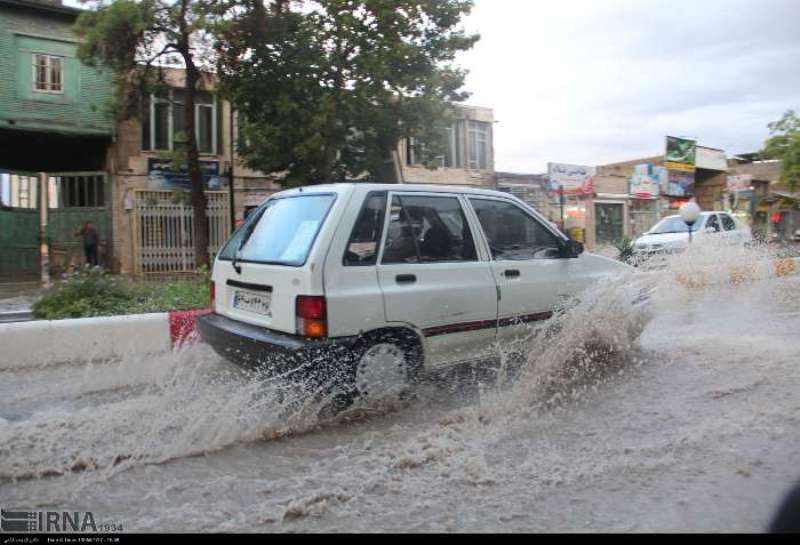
[0,282,42,313]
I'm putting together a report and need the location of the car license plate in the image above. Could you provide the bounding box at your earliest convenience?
[232,289,272,316]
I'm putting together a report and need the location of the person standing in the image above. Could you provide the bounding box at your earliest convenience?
[76,221,100,267]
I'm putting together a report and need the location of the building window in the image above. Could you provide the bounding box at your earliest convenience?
[32,54,63,93]
[0,173,38,209]
[47,175,105,208]
[467,120,490,170]
[406,124,461,168]
[142,89,218,154]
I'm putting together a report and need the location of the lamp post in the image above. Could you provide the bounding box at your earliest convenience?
[680,201,701,244]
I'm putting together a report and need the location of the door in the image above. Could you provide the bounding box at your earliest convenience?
[47,173,110,273]
[376,193,498,368]
[595,202,625,246]
[0,171,40,280]
[468,197,579,348]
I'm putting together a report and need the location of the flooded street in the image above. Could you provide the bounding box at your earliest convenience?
[2,252,799,532]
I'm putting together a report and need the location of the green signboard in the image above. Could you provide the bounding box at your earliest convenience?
[664,136,696,172]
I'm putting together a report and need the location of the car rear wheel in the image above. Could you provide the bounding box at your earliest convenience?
[332,332,422,412]
[355,342,412,400]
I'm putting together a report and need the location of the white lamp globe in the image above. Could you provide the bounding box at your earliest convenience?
[680,201,701,225]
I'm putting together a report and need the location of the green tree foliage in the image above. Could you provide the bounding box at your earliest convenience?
[762,110,800,192]
[218,0,479,186]
[75,0,226,268]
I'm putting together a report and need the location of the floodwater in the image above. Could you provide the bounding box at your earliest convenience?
[1,241,799,532]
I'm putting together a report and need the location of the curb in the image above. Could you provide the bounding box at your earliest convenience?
[0,308,211,370]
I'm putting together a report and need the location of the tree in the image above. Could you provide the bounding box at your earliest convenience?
[762,110,800,192]
[218,0,479,186]
[75,0,226,268]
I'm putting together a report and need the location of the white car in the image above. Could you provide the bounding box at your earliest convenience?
[198,183,630,403]
[632,211,752,262]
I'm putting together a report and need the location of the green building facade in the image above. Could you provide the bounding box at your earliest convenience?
[0,0,114,279]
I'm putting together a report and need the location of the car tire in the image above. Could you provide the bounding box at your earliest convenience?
[333,331,423,412]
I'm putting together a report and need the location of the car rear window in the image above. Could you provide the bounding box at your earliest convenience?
[218,194,335,266]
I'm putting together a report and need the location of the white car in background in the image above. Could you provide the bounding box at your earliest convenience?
[632,211,752,262]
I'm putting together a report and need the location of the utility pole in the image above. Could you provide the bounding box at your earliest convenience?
[39,172,50,288]
[559,184,565,233]
[228,103,236,233]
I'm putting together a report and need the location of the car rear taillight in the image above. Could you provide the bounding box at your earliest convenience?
[209,281,216,312]
[296,295,327,338]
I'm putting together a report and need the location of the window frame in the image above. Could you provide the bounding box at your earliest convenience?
[467,196,567,261]
[705,213,721,233]
[32,53,64,94]
[216,192,337,268]
[467,120,491,171]
[405,124,461,169]
[143,89,218,154]
[377,191,481,265]
[343,191,388,267]
[0,173,38,210]
[720,213,737,231]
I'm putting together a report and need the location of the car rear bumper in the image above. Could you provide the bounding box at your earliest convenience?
[197,313,359,380]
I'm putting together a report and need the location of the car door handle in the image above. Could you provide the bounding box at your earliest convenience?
[396,274,417,284]
[503,269,520,278]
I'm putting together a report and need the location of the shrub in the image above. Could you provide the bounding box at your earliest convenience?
[615,236,635,264]
[32,270,208,320]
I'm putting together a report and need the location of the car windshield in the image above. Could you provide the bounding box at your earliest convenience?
[218,194,335,266]
[647,215,705,234]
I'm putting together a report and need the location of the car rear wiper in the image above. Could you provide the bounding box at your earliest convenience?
[231,211,262,274]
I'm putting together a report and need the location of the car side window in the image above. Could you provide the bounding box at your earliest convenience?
[706,214,721,232]
[381,194,477,264]
[721,214,737,231]
[344,192,387,266]
[470,198,562,260]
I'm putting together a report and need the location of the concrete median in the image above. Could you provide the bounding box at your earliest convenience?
[0,309,210,370]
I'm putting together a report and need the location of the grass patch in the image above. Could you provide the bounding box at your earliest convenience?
[32,269,209,320]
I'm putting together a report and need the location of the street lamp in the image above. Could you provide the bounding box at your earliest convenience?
[680,201,701,243]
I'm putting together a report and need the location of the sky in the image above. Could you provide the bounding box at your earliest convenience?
[63,0,800,174]
[458,0,800,173]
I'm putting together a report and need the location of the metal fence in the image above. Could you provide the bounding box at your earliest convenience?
[133,190,230,275]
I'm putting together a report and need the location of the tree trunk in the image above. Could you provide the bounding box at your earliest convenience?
[185,62,210,270]
[177,0,209,271]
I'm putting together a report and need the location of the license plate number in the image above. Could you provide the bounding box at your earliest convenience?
[232,289,272,316]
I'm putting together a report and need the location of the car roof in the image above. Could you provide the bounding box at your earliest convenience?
[271,182,513,199]
[662,211,729,219]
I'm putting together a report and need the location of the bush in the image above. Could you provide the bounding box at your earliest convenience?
[615,236,635,264]
[32,270,208,320]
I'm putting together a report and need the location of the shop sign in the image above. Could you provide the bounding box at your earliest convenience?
[664,136,696,172]
[630,163,665,199]
[147,159,222,190]
[696,147,727,171]
[726,174,753,192]
[547,163,594,196]
[664,170,694,197]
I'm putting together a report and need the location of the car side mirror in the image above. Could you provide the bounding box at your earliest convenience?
[562,238,584,258]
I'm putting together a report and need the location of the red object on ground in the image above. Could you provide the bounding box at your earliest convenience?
[169,308,212,347]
